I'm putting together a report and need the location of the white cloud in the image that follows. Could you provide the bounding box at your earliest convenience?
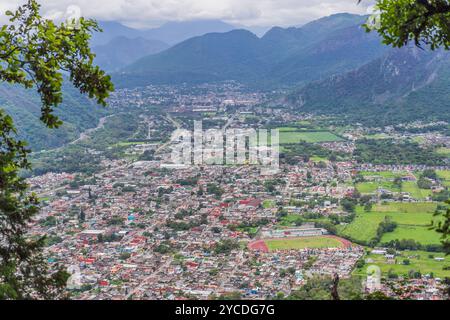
[0,0,374,28]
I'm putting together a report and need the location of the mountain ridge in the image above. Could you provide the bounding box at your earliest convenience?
[116,13,387,88]
[286,46,450,124]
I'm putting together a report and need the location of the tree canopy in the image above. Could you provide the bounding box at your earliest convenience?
[363,0,450,49]
[0,0,113,299]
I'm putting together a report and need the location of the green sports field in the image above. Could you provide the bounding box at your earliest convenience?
[265,236,343,251]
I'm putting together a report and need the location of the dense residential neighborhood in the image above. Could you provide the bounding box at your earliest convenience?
[25,83,450,300]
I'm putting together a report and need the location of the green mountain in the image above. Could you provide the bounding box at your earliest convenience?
[119,29,266,86]
[0,83,108,151]
[117,14,387,88]
[287,47,450,124]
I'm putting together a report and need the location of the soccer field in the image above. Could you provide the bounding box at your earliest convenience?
[265,236,344,251]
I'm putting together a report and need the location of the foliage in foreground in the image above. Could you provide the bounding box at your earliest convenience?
[0,0,113,299]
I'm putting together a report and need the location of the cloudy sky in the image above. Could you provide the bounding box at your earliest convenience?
[0,0,375,28]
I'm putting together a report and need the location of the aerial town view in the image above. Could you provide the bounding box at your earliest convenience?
[0,0,449,310]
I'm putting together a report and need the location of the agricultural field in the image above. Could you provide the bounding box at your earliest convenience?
[401,182,432,200]
[114,141,149,147]
[355,181,400,194]
[278,130,343,144]
[353,250,450,279]
[338,203,442,245]
[436,147,450,157]
[359,171,406,179]
[437,170,450,187]
[310,156,329,163]
[277,127,299,132]
[265,236,344,251]
[296,120,312,126]
[355,171,411,195]
[338,209,385,242]
[372,202,437,214]
[381,225,442,245]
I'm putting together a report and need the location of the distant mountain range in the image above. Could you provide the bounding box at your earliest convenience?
[91,19,237,71]
[1,13,449,152]
[116,13,389,88]
[93,37,170,71]
[91,20,236,46]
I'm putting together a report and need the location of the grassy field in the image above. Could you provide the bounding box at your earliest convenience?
[436,147,450,157]
[338,203,442,244]
[277,215,303,227]
[338,209,385,242]
[278,215,329,227]
[114,141,148,147]
[278,127,299,132]
[356,181,400,194]
[381,225,442,245]
[401,182,432,200]
[372,202,437,214]
[411,136,426,144]
[296,120,312,126]
[359,171,406,179]
[310,156,329,163]
[356,180,433,199]
[437,170,450,187]
[437,170,450,179]
[353,250,450,278]
[266,236,343,251]
[278,130,343,144]
[262,200,275,209]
